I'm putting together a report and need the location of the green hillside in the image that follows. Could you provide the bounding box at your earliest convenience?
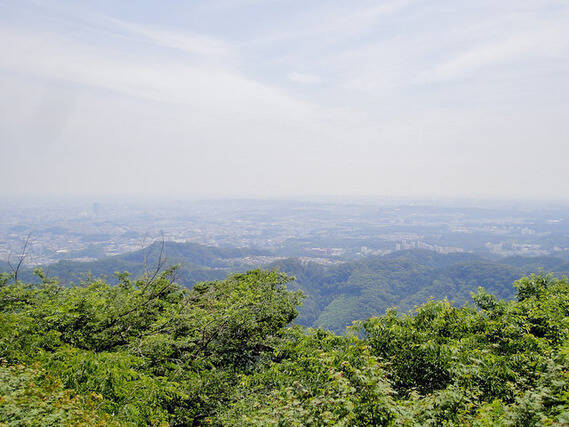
[6,245,569,333]
[271,250,535,332]
[18,241,269,286]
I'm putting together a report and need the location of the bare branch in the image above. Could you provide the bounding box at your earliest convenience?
[142,232,166,290]
[8,233,31,283]
[141,233,149,279]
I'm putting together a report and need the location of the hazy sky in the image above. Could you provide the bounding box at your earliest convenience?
[1,0,568,199]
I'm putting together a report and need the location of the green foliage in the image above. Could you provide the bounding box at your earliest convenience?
[357,274,569,425]
[271,250,534,332]
[0,362,112,426]
[13,246,569,333]
[0,268,302,425]
[220,328,398,426]
[1,267,568,425]
[14,241,267,287]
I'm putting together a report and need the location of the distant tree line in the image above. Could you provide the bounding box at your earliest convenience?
[7,241,569,334]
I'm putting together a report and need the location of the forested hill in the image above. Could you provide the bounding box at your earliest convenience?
[271,250,569,331]
[14,241,270,286]
[6,244,569,332]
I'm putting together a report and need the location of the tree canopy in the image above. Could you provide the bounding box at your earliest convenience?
[1,268,568,425]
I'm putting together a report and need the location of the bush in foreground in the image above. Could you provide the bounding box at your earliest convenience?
[1,270,568,425]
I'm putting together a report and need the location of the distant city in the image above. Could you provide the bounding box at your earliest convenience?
[2,197,569,267]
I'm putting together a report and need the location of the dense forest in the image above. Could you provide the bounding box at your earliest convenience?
[7,242,569,332]
[1,265,569,425]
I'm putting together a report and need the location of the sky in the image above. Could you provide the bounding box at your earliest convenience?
[1,0,568,199]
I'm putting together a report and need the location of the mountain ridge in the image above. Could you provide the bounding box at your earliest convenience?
[3,243,569,332]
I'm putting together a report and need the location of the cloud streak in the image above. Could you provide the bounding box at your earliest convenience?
[107,18,231,57]
[288,72,321,84]
[427,20,569,83]
[1,0,568,199]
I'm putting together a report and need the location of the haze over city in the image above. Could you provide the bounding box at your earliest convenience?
[1,0,568,199]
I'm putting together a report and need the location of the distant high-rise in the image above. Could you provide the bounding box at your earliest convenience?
[92,202,102,217]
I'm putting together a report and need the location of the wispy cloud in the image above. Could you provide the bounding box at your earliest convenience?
[107,18,231,57]
[426,21,569,83]
[1,0,569,198]
[288,72,321,84]
[0,27,318,123]
[250,0,415,45]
